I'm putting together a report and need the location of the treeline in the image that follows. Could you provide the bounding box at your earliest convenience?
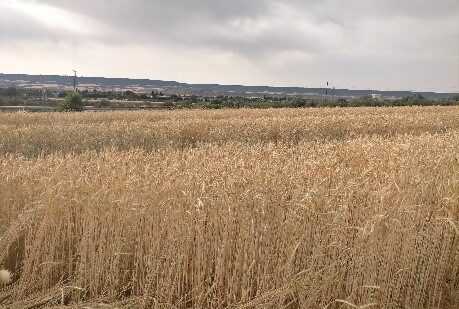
[177,94,459,109]
[1,86,458,109]
[78,89,459,108]
[0,87,57,107]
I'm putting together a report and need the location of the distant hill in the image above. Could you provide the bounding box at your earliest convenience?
[0,73,456,99]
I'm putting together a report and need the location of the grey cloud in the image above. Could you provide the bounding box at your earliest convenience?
[35,0,459,59]
[39,0,268,19]
[37,0,270,38]
[0,7,60,41]
[287,0,459,21]
[1,0,458,91]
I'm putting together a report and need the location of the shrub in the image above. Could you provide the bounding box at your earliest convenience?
[60,92,84,111]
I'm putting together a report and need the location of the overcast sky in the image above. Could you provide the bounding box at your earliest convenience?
[0,0,458,92]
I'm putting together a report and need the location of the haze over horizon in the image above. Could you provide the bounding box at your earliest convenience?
[1,0,458,92]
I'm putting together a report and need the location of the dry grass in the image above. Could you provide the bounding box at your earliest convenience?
[0,106,458,308]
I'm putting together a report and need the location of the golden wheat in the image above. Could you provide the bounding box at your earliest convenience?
[0,106,458,157]
[0,107,458,308]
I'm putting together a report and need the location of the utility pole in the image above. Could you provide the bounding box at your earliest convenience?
[73,70,77,92]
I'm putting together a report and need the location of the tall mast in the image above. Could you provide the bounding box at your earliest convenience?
[73,70,77,91]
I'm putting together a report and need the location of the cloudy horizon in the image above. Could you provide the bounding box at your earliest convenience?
[0,0,458,92]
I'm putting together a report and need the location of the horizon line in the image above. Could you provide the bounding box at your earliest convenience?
[1,72,458,94]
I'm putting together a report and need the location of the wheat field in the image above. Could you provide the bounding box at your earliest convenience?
[0,106,458,308]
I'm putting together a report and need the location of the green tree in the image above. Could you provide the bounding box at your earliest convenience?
[357,95,378,107]
[402,94,426,106]
[60,92,84,111]
[5,87,19,97]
